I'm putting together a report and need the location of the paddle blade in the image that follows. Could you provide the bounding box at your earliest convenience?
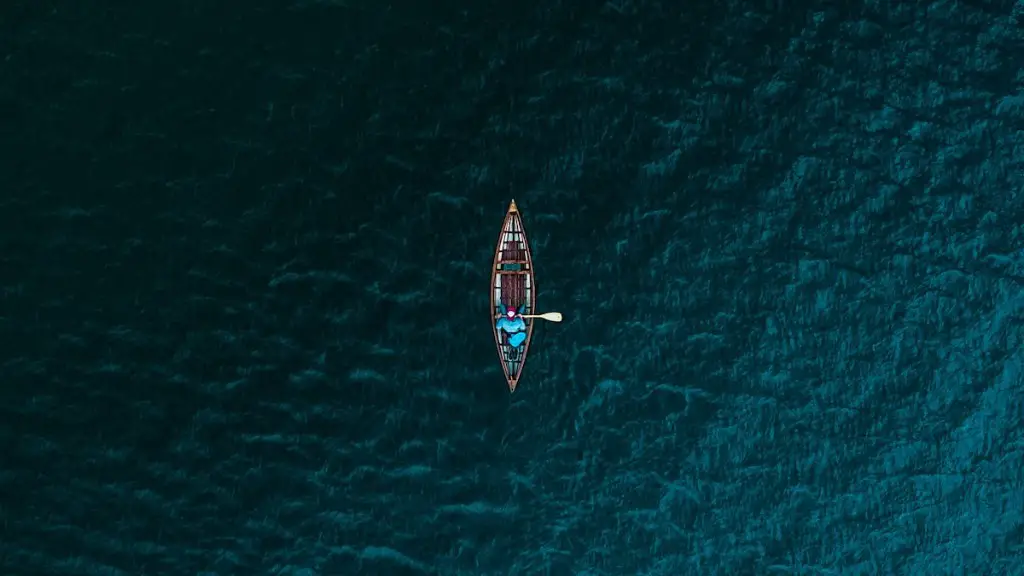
[537,312,563,322]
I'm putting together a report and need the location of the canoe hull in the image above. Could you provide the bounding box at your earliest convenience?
[490,200,535,392]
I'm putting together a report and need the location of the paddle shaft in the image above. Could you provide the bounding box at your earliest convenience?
[519,312,563,322]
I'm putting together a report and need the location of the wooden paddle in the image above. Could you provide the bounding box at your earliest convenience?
[519,312,563,322]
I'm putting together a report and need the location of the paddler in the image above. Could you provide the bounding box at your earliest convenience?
[496,304,527,347]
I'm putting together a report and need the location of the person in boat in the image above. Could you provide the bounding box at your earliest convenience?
[496,304,528,348]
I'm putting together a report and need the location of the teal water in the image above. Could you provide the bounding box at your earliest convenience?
[3,0,1024,575]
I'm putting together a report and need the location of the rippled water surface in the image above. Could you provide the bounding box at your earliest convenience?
[3,0,1024,574]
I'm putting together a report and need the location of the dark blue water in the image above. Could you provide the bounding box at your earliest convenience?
[3,0,1024,574]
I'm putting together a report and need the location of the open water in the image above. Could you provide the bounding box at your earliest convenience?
[3,0,1024,574]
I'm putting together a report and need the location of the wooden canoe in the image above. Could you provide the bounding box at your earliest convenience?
[491,199,536,392]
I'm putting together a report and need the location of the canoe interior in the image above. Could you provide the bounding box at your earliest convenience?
[491,205,535,392]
